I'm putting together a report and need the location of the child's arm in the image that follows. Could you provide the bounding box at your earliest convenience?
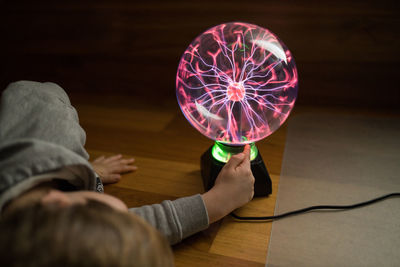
[201,144,254,223]
[129,194,208,245]
[130,145,255,244]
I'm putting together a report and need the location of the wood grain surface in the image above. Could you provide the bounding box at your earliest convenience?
[74,96,284,266]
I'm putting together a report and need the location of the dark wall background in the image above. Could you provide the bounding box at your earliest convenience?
[0,0,399,108]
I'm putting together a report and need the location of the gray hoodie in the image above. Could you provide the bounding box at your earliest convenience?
[0,81,209,245]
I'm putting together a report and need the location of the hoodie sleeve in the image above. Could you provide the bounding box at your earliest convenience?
[129,194,209,245]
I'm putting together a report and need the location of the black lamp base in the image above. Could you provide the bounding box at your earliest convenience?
[200,145,272,197]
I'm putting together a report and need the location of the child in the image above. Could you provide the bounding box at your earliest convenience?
[0,81,255,266]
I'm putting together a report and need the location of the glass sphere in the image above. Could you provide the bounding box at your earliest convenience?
[176,22,298,145]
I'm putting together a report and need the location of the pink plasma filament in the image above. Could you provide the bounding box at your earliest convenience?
[176,22,298,144]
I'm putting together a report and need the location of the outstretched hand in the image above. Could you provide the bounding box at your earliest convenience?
[202,145,255,223]
[90,154,137,184]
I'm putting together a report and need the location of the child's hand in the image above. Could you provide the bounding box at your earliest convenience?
[90,154,137,184]
[202,145,255,223]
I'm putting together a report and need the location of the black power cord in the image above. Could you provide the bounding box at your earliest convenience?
[231,192,400,221]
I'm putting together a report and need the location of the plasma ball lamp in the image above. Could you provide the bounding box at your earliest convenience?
[176,22,298,196]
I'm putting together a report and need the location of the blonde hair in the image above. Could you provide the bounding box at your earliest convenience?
[0,200,174,267]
